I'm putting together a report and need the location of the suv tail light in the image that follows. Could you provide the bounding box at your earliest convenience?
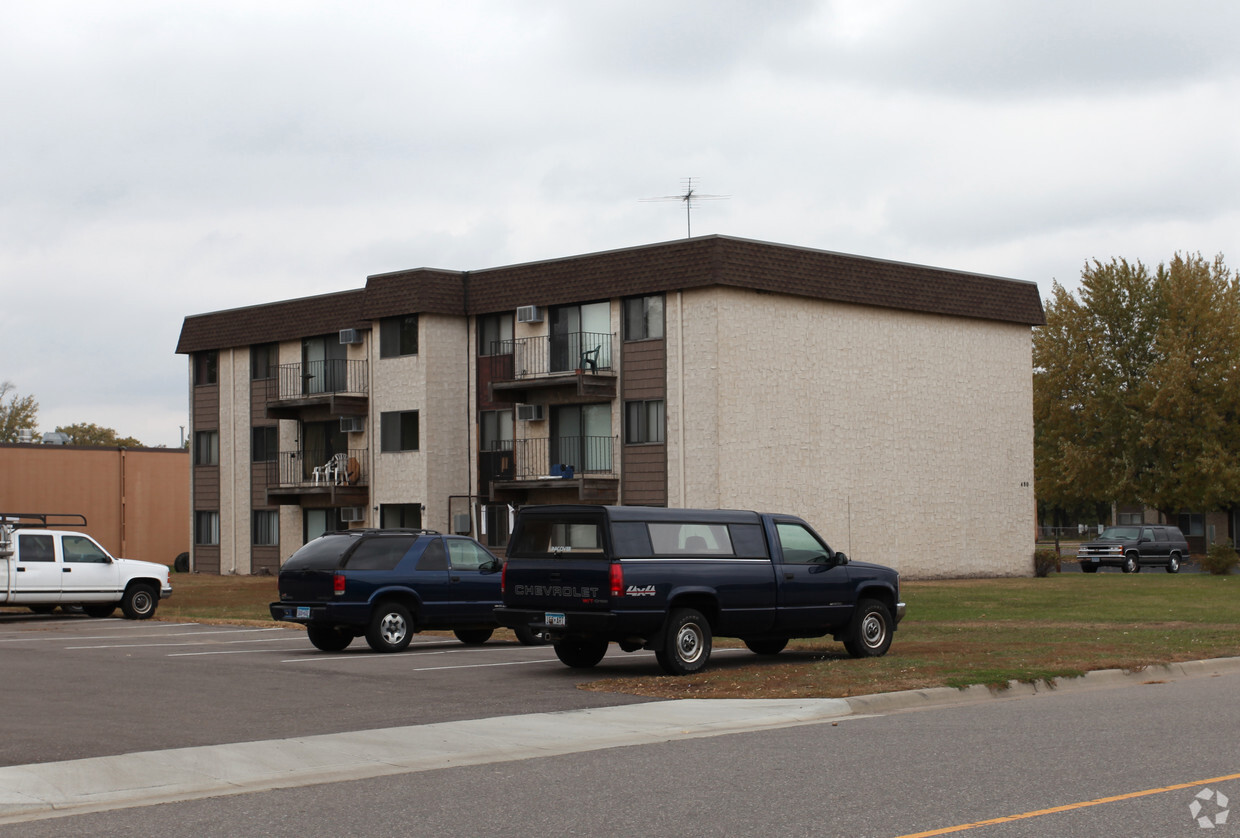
[333,572,346,596]
[610,562,623,598]
[501,560,507,594]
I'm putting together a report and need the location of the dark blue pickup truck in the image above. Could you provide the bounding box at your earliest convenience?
[270,529,541,652]
[495,505,905,675]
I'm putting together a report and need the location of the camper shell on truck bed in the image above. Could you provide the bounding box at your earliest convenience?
[495,505,904,675]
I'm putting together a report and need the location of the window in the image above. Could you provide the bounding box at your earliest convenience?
[18,534,54,562]
[482,504,511,548]
[62,536,110,563]
[380,503,423,529]
[251,343,277,380]
[625,399,665,444]
[1117,512,1143,525]
[380,315,419,358]
[252,426,277,462]
[478,313,513,355]
[195,511,220,546]
[776,523,833,564]
[195,350,218,386]
[480,409,513,451]
[381,411,419,452]
[648,523,733,555]
[253,510,278,546]
[195,430,219,466]
[624,295,664,341]
[344,535,416,571]
[1178,513,1205,537]
[447,537,495,570]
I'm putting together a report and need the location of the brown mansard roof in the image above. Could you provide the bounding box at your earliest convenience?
[176,235,1044,353]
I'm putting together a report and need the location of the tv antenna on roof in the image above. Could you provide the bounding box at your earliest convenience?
[641,177,729,238]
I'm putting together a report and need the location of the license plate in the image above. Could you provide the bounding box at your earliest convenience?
[545,612,566,627]
[296,606,310,619]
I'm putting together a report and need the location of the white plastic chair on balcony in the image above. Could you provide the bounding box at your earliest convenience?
[326,453,349,485]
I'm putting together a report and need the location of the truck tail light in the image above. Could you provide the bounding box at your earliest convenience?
[333,572,346,596]
[610,562,624,598]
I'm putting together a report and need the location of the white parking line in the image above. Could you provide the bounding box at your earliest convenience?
[65,636,297,650]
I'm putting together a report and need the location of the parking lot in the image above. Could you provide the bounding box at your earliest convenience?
[0,611,671,767]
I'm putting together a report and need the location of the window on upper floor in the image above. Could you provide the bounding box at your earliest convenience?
[380,314,419,358]
[195,350,218,386]
[625,399,665,444]
[252,426,277,462]
[380,410,419,452]
[195,430,219,466]
[624,294,664,341]
[195,511,220,546]
[480,409,514,451]
[252,510,279,546]
[380,503,423,529]
[251,343,277,380]
[478,313,514,356]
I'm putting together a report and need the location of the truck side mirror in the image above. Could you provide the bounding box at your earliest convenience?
[834,551,849,565]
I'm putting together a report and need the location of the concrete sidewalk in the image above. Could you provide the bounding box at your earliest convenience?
[3,656,1238,825]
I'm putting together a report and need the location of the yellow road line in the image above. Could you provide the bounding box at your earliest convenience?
[893,772,1240,838]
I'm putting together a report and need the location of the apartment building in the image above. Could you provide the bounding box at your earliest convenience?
[176,235,1045,578]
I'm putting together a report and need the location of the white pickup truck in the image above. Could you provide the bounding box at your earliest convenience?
[0,513,172,619]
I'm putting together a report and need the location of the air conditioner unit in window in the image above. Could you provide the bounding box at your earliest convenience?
[339,328,364,345]
[340,506,365,523]
[516,305,543,323]
[340,416,365,433]
[516,403,544,421]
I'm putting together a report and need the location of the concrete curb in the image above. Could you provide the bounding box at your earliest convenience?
[3,657,1238,825]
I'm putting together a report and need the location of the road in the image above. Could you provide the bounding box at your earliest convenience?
[1,611,1237,836]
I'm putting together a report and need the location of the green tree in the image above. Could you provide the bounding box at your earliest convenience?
[0,381,39,443]
[1034,253,1240,517]
[55,422,144,448]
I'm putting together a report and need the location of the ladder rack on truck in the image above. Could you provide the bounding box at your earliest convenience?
[0,513,88,530]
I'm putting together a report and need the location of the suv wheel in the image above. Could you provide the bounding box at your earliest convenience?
[1167,554,1181,574]
[307,624,354,652]
[1121,553,1139,574]
[365,603,414,652]
[844,599,894,657]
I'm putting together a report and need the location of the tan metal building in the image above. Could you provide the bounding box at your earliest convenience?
[177,236,1045,578]
[0,443,189,565]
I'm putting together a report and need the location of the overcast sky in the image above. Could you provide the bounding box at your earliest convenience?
[2,0,1238,448]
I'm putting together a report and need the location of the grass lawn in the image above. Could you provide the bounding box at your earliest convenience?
[157,571,1240,699]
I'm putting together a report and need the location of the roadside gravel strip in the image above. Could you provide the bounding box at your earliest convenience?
[4,656,1239,825]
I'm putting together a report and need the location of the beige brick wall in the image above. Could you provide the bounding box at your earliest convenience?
[667,286,1034,578]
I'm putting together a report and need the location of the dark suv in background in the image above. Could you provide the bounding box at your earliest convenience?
[270,529,542,652]
[1076,525,1189,574]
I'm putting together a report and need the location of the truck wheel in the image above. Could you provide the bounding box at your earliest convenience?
[744,637,788,656]
[28,605,57,614]
[83,605,116,618]
[453,628,494,645]
[655,608,712,675]
[365,603,413,652]
[121,584,158,619]
[307,624,354,652]
[844,599,893,658]
[1080,563,1099,573]
[1167,554,1181,574]
[553,637,609,668]
[1122,553,1139,574]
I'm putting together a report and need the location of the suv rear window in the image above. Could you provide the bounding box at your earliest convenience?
[344,535,418,571]
[282,534,357,571]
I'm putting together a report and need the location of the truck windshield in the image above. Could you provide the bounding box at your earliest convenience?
[1098,527,1141,540]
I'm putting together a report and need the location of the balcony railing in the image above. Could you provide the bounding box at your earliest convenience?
[270,448,369,488]
[487,332,612,380]
[273,360,369,401]
[483,436,617,481]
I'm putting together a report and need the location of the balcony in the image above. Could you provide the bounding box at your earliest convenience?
[484,435,618,503]
[266,360,369,419]
[487,332,616,401]
[266,447,369,506]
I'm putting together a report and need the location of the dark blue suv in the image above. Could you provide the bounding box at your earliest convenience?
[270,529,540,652]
